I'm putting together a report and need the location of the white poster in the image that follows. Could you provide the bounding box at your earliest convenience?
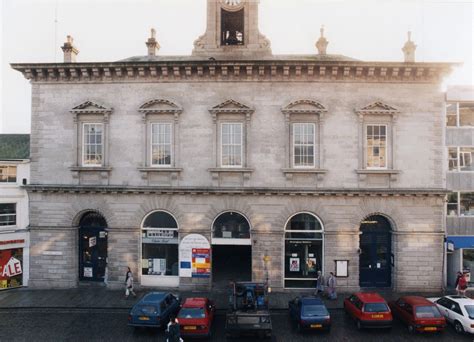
[179,234,210,278]
[84,267,93,278]
[289,258,300,272]
[89,237,97,248]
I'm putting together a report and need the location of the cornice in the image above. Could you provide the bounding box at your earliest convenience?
[23,184,447,197]
[10,60,457,84]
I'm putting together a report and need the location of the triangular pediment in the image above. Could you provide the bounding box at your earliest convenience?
[138,99,182,114]
[70,101,112,114]
[209,99,254,114]
[356,101,399,115]
[282,100,327,114]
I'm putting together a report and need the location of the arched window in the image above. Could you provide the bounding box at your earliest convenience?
[141,211,179,280]
[212,212,250,240]
[284,213,324,288]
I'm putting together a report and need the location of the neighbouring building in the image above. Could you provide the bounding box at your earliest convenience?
[12,0,455,292]
[0,134,30,290]
[445,85,474,288]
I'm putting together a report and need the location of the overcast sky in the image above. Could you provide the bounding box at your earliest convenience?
[1,0,473,133]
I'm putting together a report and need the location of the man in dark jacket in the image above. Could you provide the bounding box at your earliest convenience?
[166,316,181,342]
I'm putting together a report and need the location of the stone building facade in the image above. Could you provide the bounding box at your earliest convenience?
[12,0,454,292]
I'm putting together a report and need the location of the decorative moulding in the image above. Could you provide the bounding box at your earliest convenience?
[138,99,183,121]
[137,167,183,180]
[208,167,254,181]
[70,100,113,122]
[355,169,401,182]
[281,168,327,181]
[209,99,254,121]
[355,101,400,116]
[281,99,328,115]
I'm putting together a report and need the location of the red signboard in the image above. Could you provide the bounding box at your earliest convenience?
[0,248,23,290]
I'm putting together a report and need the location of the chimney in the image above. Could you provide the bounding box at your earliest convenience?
[402,31,417,62]
[146,28,160,56]
[315,26,329,55]
[61,35,79,63]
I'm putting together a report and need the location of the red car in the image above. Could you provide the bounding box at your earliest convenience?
[344,292,393,330]
[389,296,446,333]
[178,297,215,338]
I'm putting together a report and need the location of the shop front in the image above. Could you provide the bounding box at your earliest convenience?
[447,236,474,288]
[141,211,179,287]
[0,232,29,290]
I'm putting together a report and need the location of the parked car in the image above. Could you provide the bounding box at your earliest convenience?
[389,296,446,333]
[288,296,331,332]
[128,292,181,329]
[344,292,393,330]
[429,295,474,334]
[178,297,216,338]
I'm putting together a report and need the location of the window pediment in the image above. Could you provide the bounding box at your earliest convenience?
[282,100,328,115]
[356,101,399,116]
[209,99,254,114]
[70,101,112,114]
[139,99,183,116]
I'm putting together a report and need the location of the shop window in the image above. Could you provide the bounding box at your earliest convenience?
[461,192,474,216]
[0,203,16,226]
[0,165,17,183]
[463,249,474,286]
[212,212,250,239]
[0,248,23,290]
[141,211,179,277]
[284,213,324,288]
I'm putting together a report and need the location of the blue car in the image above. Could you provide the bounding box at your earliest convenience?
[289,296,331,332]
[128,292,181,329]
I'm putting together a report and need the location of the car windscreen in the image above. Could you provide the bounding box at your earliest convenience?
[302,305,329,317]
[178,308,206,319]
[364,303,389,313]
[415,306,442,318]
[465,305,474,319]
[135,305,158,315]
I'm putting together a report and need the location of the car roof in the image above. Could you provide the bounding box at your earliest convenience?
[444,295,474,304]
[183,297,208,308]
[300,297,324,305]
[400,296,435,306]
[141,292,169,303]
[355,292,387,303]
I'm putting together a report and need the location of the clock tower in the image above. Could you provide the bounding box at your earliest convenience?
[193,0,271,57]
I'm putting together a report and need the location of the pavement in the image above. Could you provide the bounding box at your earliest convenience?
[0,286,454,311]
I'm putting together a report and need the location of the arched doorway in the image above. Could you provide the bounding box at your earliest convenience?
[140,211,179,287]
[284,213,324,288]
[359,215,392,288]
[78,211,108,282]
[211,211,251,287]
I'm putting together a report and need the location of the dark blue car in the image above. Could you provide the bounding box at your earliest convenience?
[289,296,331,332]
[128,292,181,329]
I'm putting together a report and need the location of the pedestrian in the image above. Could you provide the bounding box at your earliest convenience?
[457,272,468,297]
[315,270,325,296]
[166,316,182,342]
[455,271,462,294]
[326,272,337,300]
[124,266,136,299]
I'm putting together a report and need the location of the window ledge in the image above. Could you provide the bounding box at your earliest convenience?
[356,169,400,181]
[70,166,112,172]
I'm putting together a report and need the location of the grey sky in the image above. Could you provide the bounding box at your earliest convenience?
[1,0,473,133]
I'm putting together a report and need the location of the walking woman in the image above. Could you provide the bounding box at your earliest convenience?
[125,266,137,299]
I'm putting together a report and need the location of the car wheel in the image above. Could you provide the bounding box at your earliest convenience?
[454,321,464,334]
[408,325,415,334]
[356,320,362,330]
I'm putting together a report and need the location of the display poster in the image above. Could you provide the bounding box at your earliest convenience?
[0,248,23,290]
[151,258,167,275]
[335,260,349,277]
[192,248,211,278]
[83,267,93,278]
[89,236,97,248]
[289,257,300,272]
[179,234,210,278]
[307,258,317,272]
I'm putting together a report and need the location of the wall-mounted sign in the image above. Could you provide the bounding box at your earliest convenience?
[143,229,178,244]
[179,234,210,278]
[83,267,93,278]
[335,260,349,277]
[0,249,23,290]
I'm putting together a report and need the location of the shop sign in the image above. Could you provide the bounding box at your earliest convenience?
[143,230,178,244]
[192,248,211,278]
[179,234,210,278]
[0,248,23,290]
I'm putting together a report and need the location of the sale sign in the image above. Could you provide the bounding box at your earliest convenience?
[192,248,211,278]
[0,248,23,290]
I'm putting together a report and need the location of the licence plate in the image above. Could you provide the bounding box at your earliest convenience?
[311,324,323,328]
[424,327,437,331]
[184,326,197,330]
[139,316,150,321]
[371,314,383,318]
